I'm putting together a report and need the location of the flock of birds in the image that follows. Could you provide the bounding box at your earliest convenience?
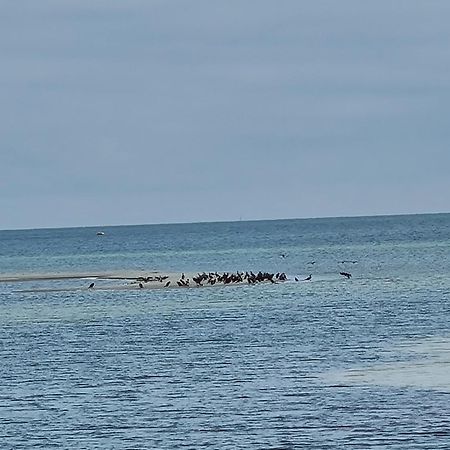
[86,265,353,289]
[189,271,287,287]
[86,242,357,290]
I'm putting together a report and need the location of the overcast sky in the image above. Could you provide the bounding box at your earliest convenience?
[2,0,450,229]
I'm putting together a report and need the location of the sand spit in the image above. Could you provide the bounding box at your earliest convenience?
[0,271,159,283]
[6,270,288,293]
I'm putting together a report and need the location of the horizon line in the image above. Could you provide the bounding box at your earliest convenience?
[1,210,449,233]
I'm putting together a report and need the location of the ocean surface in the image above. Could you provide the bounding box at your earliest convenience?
[1,214,450,449]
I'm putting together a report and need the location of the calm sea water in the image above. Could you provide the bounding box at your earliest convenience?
[1,214,450,449]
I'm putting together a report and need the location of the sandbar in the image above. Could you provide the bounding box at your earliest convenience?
[3,270,287,293]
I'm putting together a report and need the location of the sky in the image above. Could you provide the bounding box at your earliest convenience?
[2,0,450,229]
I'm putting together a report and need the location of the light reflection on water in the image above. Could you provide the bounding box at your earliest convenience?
[326,337,450,392]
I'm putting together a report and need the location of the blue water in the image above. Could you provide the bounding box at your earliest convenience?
[1,214,450,448]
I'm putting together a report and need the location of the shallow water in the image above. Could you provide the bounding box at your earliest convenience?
[1,214,450,448]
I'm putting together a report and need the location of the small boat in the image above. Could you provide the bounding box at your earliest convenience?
[96,231,105,236]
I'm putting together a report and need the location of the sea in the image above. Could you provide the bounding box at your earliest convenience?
[1,213,450,449]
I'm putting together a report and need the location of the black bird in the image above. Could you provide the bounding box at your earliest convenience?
[88,282,95,289]
[139,283,144,288]
[340,272,352,279]
[165,281,171,287]
[295,277,299,281]
[304,274,312,281]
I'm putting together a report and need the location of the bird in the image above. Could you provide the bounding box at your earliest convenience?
[88,282,95,289]
[139,283,144,288]
[304,274,312,281]
[295,277,299,281]
[340,272,352,279]
[164,281,171,287]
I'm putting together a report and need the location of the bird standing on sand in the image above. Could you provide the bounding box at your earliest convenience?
[165,281,171,287]
[139,283,144,288]
[88,282,95,289]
